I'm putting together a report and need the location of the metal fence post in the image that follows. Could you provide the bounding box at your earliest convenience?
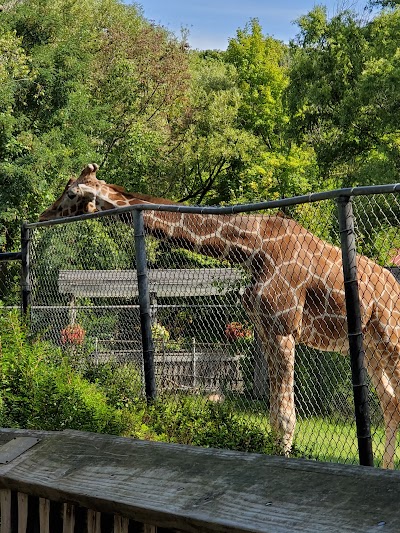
[133,209,157,402]
[21,223,30,316]
[337,196,374,467]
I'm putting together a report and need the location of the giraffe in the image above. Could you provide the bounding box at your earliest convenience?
[39,164,400,468]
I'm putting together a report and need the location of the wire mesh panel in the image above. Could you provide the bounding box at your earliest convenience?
[27,190,400,468]
[139,203,365,464]
[29,214,143,375]
[352,193,400,469]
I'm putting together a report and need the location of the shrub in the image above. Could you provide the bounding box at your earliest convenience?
[145,394,277,454]
[0,310,132,434]
[0,310,307,458]
[83,361,144,410]
[28,362,129,434]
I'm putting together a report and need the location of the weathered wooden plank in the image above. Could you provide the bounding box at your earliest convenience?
[17,492,28,533]
[0,429,399,532]
[114,514,129,533]
[0,437,40,464]
[143,525,157,533]
[87,510,101,533]
[0,429,52,448]
[63,502,75,533]
[39,497,50,533]
[0,489,12,533]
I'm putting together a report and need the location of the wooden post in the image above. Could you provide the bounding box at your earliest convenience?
[252,331,269,399]
[68,295,77,325]
[150,292,158,326]
[192,338,198,388]
[338,195,374,467]
[0,489,12,533]
[17,493,28,533]
[87,510,101,533]
[39,498,50,533]
[114,515,129,533]
[143,525,157,533]
[63,502,75,533]
[133,209,156,402]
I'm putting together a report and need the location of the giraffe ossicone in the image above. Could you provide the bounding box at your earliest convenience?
[40,164,400,469]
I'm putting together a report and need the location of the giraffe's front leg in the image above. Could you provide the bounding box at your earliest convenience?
[265,334,296,455]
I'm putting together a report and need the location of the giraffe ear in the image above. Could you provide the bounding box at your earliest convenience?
[80,163,99,177]
[66,177,76,187]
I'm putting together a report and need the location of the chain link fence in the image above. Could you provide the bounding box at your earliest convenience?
[26,189,400,468]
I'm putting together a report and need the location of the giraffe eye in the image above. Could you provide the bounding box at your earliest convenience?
[67,190,77,200]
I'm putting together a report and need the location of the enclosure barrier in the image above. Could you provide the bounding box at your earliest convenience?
[0,428,400,533]
[0,224,29,313]
[24,182,400,468]
[337,196,373,466]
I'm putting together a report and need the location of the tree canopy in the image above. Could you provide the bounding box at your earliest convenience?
[0,0,400,245]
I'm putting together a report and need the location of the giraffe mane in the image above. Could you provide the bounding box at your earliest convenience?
[106,185,179,205]
[276,210,289,218]
[47,177,77,210]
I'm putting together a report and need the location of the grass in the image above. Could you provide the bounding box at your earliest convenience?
[296,418,400,468]
[218,396,399,467]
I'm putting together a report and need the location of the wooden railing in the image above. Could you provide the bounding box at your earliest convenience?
[0,428,400,532]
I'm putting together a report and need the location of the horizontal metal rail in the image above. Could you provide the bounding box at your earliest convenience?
[27,182,400,228]
[0,252,22,261]
[31,303,233,309]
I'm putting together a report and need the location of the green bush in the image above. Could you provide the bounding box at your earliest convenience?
[83,361,144,410]
[145,394,277,454]
[0,310,133,435]
[0,310,319,459]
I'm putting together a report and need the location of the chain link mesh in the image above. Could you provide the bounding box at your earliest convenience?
[28,194,400,467]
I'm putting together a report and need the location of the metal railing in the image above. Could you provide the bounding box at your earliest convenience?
[0,224,29,313]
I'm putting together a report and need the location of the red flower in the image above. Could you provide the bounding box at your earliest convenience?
[225,322,252,342]
[61,324,85,346]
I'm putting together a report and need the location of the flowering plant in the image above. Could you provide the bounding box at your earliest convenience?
[225,321,252,342]
[61,323,86,346]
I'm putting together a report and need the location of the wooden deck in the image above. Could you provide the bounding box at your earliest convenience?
[0,428,399,532]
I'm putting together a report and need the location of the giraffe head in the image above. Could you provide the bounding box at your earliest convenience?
[39,164,102,221]
[39,163,178,221]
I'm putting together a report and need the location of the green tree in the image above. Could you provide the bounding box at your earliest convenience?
[226,19,288,149]
[0,29,33,247]
[90,3,191,189]
[0,0,191,235]
[224,19,320,200]
[368,0,400,7]
[287,5,400,188]
[150,54,260,204]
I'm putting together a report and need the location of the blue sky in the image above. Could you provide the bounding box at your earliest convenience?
[135,1,372,50]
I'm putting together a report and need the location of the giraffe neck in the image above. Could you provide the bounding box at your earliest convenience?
[96,186,178,210]
[95,186,286,270]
